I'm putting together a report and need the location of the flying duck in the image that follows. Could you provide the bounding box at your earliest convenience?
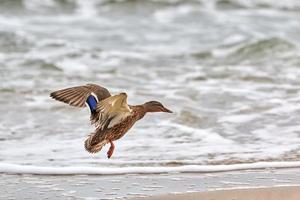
[50,84,172,158]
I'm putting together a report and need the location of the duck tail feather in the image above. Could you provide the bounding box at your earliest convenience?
[84,132,106,153]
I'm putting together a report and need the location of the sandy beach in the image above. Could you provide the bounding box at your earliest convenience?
[132,186,300,200]
[1,168,300,199]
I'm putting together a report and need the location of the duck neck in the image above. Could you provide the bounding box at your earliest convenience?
[132,105,147,120]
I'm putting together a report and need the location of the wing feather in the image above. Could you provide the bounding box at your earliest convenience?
[51,84,131,130]
[92,93,131,130]
[50,84,111,108]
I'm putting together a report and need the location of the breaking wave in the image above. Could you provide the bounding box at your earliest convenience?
[2,161,300,175]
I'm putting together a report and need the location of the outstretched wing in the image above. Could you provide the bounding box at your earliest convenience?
[91,93,132,130]
[50,84,111,108]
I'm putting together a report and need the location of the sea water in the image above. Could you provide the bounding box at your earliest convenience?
[1,0,300,174]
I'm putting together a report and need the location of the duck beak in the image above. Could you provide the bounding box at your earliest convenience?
[162,107,173,113]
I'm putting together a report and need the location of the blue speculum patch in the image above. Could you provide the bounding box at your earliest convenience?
[86,95,97,113]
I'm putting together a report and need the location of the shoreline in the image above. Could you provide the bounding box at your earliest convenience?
[1,168,300,199]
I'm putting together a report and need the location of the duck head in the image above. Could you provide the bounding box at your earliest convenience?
[143,101,172,113]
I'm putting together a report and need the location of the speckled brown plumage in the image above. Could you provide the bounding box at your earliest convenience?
[50,83,172,158]
[85,106,146,153]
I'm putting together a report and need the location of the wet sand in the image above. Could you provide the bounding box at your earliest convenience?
[1,168,300,199]
[132,186,300,200]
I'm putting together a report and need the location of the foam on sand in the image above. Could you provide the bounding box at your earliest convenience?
[2,161,300,175]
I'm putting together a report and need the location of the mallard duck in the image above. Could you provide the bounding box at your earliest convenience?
[50,84,172,158]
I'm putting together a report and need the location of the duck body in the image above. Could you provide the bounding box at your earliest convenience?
[85,105,146,154]
[50,84,172,158]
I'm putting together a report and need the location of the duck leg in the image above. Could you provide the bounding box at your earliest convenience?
[107,140,115,159]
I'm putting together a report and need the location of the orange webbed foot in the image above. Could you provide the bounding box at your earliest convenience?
[107,140,115,159]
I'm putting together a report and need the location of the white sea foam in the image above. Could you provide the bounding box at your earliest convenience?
[1,161,300,175]
[153,5,196,23]
[56,59,89,73]
[23,0,57,11]
[75,0,98,18]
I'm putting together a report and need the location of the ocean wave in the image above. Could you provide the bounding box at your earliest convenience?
[234,37,294,55]
[0,0,77,15]
[2,0,300,15]
[215,0,300,11]
[2,161,300,175]
[94,0,300,11]
[224,37,295,64]
[0,31,32,53]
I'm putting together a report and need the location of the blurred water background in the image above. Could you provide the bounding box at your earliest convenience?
[1,0,300,170]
